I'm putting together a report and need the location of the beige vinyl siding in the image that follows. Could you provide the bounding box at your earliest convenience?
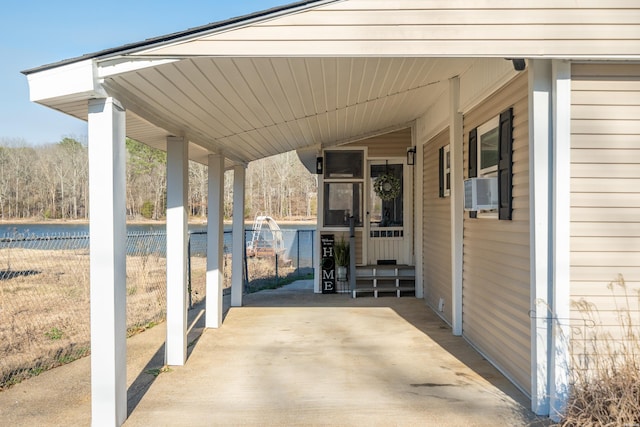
[570,64,640,342]
[462,73,531,394]
[145,1,640,57]
[422,129,452,324]
[345,128,411,158]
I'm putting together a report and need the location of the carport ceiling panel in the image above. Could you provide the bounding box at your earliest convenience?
[138,65,241,140]
[212,58,444,139]
[109,69,265,161]
[47,99,89,122]
[107,76,260,162]
[126,112,168,151]
[180,59,297,158]
[109,56,470,161]
[206,58,279,131]
[107,72,221,139]
[161,60,254,136]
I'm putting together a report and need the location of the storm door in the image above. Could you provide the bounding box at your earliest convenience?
[367,161,408,265]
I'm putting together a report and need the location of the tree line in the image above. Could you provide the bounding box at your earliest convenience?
[0,137,317,221]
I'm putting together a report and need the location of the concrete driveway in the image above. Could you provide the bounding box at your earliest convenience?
[1,281,550,426]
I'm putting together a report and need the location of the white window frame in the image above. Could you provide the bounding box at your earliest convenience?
[321,148,365,229]
[477,115,499,218]
[442,144,451,197]
[478,115,500,178]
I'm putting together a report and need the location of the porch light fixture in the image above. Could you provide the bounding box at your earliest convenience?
[316,156,323,174]
[407,147,416,166]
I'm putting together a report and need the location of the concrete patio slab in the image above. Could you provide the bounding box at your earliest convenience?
[0,281,551,426]
[125,281,548,426]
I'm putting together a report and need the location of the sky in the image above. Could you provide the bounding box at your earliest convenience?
[0,0,293,146]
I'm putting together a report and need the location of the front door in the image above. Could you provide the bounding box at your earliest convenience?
[367,161,409,265]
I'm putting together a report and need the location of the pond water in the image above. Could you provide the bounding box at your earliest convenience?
[0,222,317,267]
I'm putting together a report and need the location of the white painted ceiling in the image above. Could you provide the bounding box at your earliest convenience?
[96,56,472,166]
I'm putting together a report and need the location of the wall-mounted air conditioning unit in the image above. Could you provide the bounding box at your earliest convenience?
[464,177,498,211]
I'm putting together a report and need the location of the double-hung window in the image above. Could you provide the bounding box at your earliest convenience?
[438,144,451,198]
[468,108,513,220]
[478,116,499,178]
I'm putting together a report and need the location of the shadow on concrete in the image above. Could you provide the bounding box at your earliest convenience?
[127,343,165,416]
[127,300,208,416]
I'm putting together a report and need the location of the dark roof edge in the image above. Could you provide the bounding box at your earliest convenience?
[22,0,334,75]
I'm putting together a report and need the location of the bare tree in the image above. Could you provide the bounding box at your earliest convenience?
[57,137,87,219]
[0,137,316,222]
[126,138,166,220]
[189,162,208,219]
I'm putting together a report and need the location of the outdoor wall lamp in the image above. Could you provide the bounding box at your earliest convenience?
[316,156,323,174]
[407,147,416,166]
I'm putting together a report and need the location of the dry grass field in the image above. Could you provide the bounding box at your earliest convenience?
[0,246,205,389]
[560,276,640,426]
[0,243,300,389]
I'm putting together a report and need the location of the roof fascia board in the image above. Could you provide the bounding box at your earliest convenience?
[26,59,106,104]
[97,58,181,78]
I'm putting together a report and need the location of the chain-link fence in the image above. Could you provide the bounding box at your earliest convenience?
[187,228,315,296]
[0,230,170,389]
[0,227,315,389]
[242,228,315,293]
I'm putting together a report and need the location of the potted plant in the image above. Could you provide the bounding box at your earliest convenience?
[334,238,350,282]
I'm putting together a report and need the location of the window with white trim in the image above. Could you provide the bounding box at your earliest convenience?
[439,144,451,198]
[478,115,499,178]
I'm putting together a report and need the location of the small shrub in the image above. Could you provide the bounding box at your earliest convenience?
[145,366,172,377]
[44,327,64,340]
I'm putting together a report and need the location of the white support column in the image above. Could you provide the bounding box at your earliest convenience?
[549,59,572,422]
[449,77,464,336]
[314,156,324,294]
[231,164,246,307]
[528,59,553,416]
[206,154,225,328]
[88,98,127,426]
[413,123,424,299]
[166,136,188,366]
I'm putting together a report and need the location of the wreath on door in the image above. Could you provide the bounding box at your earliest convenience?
[373,173,401,201]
